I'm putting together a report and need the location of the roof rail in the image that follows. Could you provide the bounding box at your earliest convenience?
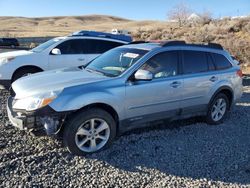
[207,43,223,50]
[128,41,149,44]
[70,30,133,42]
[161,40,223,50]
[161,40,186,47]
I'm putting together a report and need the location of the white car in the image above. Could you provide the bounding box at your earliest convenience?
[0,31,132,90]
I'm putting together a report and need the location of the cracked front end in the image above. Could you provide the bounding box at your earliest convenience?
[7,97,67,135]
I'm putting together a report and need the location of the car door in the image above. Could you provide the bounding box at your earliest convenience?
[48,39,88,69]
[180,50,218,114]
[125,50,183,124]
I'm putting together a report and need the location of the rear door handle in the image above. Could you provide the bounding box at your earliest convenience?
[170,81,181,88]
[209,76,218,82]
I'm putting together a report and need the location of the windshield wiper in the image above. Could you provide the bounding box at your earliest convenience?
[79,65,86,70]
[85,68,104,75]
[85,68,115,77]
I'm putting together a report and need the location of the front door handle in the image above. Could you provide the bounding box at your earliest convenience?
[78,58,85,61]
[170,81,181,88]
[209,76,218,82]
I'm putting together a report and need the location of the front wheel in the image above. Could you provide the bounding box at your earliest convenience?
[63,108,117,155]
[12,67,41,83]
[10,67,42,96]
[206,93,230,125]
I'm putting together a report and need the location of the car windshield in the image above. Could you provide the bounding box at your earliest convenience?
[31,38,63,53]
[86,48,148,77]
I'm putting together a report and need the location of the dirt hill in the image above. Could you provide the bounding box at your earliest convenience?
[0,15,158,37]
[0,15,249,71]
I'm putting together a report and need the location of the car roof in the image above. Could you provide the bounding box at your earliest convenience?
[70,30,133,43]
[120,41,227,53]
[118,43,161,51]
[55,35,129,44]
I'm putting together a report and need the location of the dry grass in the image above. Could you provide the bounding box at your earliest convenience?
[0,15,167,37]
[0,15,249,72]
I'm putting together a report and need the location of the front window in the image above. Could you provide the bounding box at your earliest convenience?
[140,51,179,79]
[31,38,63,53]
[86,48,148,77]
[56,39,84,54]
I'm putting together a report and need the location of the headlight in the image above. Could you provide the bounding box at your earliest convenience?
[0,56,15,65]
[13,90,62,111]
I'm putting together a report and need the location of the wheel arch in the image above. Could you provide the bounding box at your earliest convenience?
[11,65,44,82]
[209,86,234,108]
[78,103,119,123]
[61,102,120,135]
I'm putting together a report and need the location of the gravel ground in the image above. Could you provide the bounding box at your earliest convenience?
[0,87,250,188]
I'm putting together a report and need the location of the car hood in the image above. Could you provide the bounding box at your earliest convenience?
[0,50,33,58]
[12,67,109,99]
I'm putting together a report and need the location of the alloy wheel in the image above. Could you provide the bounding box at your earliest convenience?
[75,118,110,153]
[211,98,227,122]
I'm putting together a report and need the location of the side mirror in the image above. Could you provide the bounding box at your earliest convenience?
[51,48,61,55]
[134,69,153,81]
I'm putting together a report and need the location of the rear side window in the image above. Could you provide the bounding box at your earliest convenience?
[56,39,123,55]
[212,53,232,70]
[85,39,124,54]
[182,50,208,74]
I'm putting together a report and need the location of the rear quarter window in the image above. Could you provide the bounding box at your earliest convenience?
[212,53,232,70]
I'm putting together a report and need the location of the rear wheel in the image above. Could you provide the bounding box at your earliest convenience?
[63,108,117,155]
[206,93,229,125]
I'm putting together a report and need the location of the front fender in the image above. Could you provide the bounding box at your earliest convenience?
[49,86,125,120]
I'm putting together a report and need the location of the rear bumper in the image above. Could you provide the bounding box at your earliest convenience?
[0,80,11,90]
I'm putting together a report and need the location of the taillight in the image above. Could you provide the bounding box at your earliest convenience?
[236,69,243,78]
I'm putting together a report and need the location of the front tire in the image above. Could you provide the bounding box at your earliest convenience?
[63,108,117,155]
[11,67,42,96]
[206,93,229,125]
[12,67,41,83]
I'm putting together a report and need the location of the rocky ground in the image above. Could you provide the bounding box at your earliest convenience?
[0,85,250,187]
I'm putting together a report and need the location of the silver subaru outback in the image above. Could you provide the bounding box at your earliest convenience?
[7,41,243,155]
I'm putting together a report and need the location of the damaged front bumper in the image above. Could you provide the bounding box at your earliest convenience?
[7,97,68,135]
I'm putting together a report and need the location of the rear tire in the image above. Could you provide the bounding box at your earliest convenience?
[206,93,230,125]
[63,108,117,156]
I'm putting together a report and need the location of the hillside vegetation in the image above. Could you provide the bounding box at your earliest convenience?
[0,15,249,71]
[133,17,250,72]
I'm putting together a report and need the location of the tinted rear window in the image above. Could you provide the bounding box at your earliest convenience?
[85,39,124,54]
[56,39,124,55]
[182,50,208,74]
[212,53,232,70]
